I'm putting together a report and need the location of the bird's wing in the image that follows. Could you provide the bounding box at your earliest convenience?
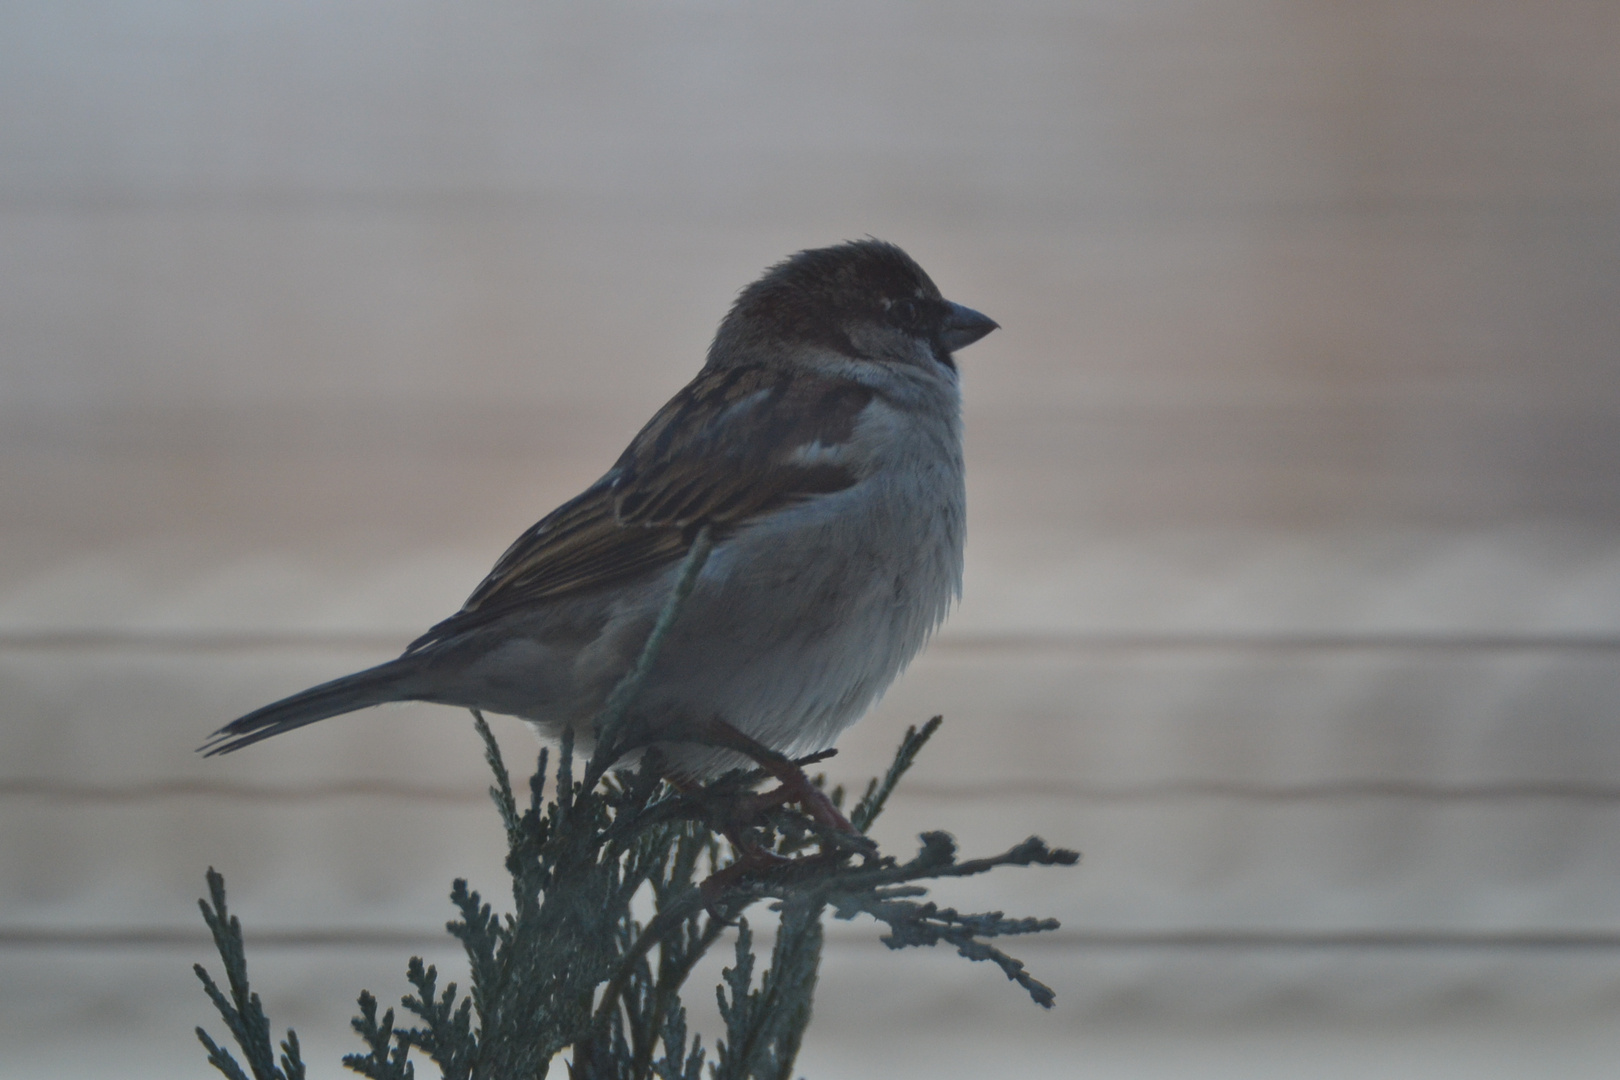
[405,364,873,651]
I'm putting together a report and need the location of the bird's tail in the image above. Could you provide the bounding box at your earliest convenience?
[199,657,420,756]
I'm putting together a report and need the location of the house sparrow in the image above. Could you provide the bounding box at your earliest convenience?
[203,240,997,783]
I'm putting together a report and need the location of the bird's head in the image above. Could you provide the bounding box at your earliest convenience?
[709,239,998,374]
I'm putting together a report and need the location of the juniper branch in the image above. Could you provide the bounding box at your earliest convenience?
[587,526,715,784]
[471,709,520,842]
[195,696,1079,1078]
[396,958,476,1080]
[194,867,305,1080]
[343,990,415,1079]
[850,715,941,833]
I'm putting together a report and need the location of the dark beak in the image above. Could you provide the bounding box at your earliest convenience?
[936,302,999,352]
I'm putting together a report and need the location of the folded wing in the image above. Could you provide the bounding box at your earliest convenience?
[407,364,872,651]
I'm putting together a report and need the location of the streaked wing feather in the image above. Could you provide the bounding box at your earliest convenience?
[406,364,871,651]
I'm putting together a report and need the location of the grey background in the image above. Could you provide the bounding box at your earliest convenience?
[3,2,1619,1076]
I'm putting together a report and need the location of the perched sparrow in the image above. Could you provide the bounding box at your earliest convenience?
[204,240,997,781]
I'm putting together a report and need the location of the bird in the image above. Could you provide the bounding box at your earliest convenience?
[202,239,997,801]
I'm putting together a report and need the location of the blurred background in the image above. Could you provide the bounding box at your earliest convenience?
[3,2,1619,1076]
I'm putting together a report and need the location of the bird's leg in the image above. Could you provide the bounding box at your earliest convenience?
[667,774,787,863]
[690,718,860,836]
[666,772,791,917]
[667,721,874,915]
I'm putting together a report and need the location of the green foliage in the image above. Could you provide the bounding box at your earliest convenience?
[193,868,307,1080]
[195,535,1080,1078]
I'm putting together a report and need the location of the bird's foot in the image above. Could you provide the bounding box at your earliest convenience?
[680,721,881,914]
[698,839,791,916]
[693,719,872,845]
[737,766,858,836]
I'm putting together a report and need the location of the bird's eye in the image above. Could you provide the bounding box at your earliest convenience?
[887,298,923,330]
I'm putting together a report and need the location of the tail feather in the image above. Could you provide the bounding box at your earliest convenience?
[200,658,419,756]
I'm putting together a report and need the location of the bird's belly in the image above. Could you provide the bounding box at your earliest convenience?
[635,474,964,769]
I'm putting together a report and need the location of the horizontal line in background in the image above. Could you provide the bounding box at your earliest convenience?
[902,779,1620,803]
[5,927,1620,952]
[0,629,410,653]
[0,193,1613,228]
[6,778,1620,805]
[934,633,1620,655]
[1046,931,1620,950]
[0,779,488,803]
[3,630,1620,655]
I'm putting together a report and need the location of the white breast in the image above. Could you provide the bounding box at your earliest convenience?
[636,372,966,770]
